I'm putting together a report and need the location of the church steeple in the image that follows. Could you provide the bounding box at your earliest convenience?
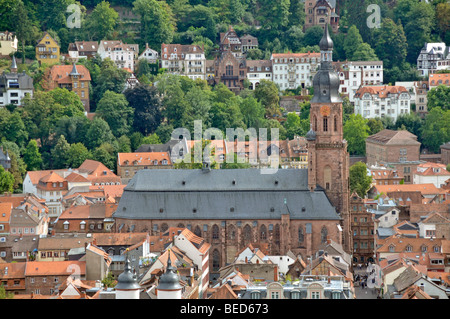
[311,24,341,104]
[307,22,351,254]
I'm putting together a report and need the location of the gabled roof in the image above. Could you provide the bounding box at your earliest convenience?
[39,171,66,183]
[48,64,91,84]
[0,202,13,222]
[118,152,172,166]
[366,129,420,146]
[354,85,408,99]
[372,183,443,196]
[25,261,86,276]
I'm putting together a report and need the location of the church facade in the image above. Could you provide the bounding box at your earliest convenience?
[112,25,352,274]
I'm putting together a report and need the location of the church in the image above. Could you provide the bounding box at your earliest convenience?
[112,25,352,275]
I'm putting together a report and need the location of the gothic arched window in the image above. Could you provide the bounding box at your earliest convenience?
[323,116,328,132]
[212,224,220,240]
[298,226,304,244]
[313,115,318,131]
[226,65,233,76]
[243,224,252,243]
[228,224,236,241]
[334,116,338,132]
[321,226,328,243]
[161,223,168,233]
[260,225,267,240]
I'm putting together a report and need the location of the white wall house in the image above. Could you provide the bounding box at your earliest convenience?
[161,44,206,81]
[246,60,272,90]
[335,61,383,102]
[354,85,410,121]
[413,162,450,188]
[0,57,33,107]
[98,40,138,71]
[417,42,450,77]
[138,43,159,64]
[271,52,320,91]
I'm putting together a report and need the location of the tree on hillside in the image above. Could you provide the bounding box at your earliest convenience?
[96,91,134,137]
[133,0,176,50]
[23,140,43,171]
[349,162,372,198]
[343,114,369,156]
[84,0,119,41]
[124,84,163,136]
[373,18,407,69]
[427,85,450,112]
[253,80,281,118]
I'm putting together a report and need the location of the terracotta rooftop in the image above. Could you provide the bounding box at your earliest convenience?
[25,261,86,276]
[0,202,13,222]
[414,162,450,177]
[429,73,450,87]
[118,152,172,166]
[373,183,444,196]
[354,85,408,99]
[48,64,91,84]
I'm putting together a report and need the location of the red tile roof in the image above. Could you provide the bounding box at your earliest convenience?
[117,152,172,166]
[355,85,408,99]
[25,261,86,276]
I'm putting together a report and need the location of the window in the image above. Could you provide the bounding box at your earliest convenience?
[323,117,328,132]
[291,291,301,299]
[311,291,320,299]
[271,291,280,299]
[251,291,261,299]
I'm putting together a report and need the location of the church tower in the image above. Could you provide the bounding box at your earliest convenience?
[306,24,351,253]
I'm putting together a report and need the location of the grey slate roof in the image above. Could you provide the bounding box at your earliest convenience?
[113,169,341,221]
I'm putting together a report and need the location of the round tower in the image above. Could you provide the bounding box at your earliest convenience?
[157,251,183,299]
[115,250,141,299]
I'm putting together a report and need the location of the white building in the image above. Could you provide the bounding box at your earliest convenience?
[246,60,272,90]
[138,43,159,64]
[67,41,99,60]
[161,43,206,80]
[417,42,450,77]
[413,162,450,188]
[0,57,33,106]
[334,61,383,102]
[354,85,411,121]
[270,52,320,91]
[97,40,139,71]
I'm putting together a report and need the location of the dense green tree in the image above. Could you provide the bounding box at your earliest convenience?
[124,84,163,136]
[155,123,175,144]
[96,91,134,137]
[239,96,265,130]
[421,107,450,153]
[343,114,369,155]
[394,113,424,141]
[0,165,14,193]
[351,43,378,61]
[349,162,372,198]
[67,143,92,168]
[253,80,280,117]
[0,110,28,148]
[21,89,85,149]
[23,140,43,171]
[54,115,91,145]
[85,117,116,150]
[303,25,323,47]
[84,1,119,41]
[133,0,176,50]
[366,118,384,135]
[117,135,132,153]
[51,135,71,169]
[344,25,364,60]
[256,0,290,30]
[373,18,408,69]
[13,0,39,64]
[92,143,116,171]
[93,59,129,107]
[427,85,450,112]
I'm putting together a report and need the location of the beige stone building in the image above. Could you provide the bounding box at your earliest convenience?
[117,152,172,184]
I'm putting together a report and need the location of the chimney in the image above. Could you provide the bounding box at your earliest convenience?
[274,266,278,281]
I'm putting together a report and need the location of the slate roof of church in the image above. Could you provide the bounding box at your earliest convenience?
[113,169,341,221]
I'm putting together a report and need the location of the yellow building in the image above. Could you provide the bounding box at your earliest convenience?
[35,32,60,65]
